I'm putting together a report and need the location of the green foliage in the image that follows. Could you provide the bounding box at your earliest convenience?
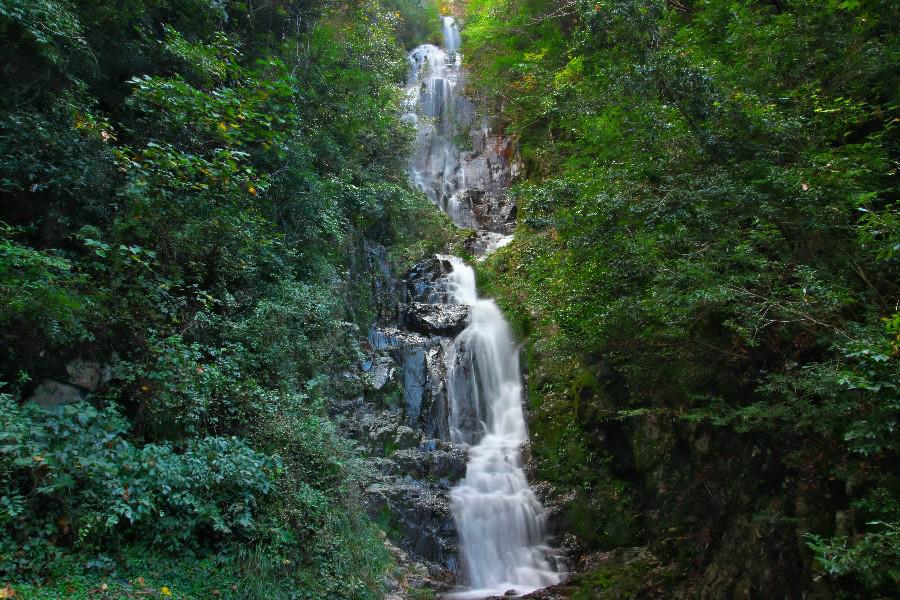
[382,0,442,48]
[0,232,91,351]
[0,0,449,597]
[807,523,900,590]
[0,396,278,569]
[469,0,899,595]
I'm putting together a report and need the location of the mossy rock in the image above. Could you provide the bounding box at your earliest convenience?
[628,412,676,475]
[572,547,675,600]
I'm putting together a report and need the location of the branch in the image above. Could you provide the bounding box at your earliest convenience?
[530,0,579,24]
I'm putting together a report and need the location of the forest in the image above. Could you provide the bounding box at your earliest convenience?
[1,0,897,599]
[0,0,452,597]
[466,0,898,597]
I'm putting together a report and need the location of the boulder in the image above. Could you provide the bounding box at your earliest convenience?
[369,356,397,390]
[404,256,455,303]
[400,303,470,336]
[26,379,84,409]
[65,359,111,391]
[392,445,466,481]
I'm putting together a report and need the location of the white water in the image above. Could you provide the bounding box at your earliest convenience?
[405,17,562,597]
[404,17,476,229]
[444,257,561,597]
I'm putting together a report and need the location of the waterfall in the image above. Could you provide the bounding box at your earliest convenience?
[405,16,562,598]
[444,257,561,597]
[404,17,476,229]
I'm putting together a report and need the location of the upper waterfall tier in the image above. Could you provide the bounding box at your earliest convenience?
[404,17,476,228]
[404,16,520,239]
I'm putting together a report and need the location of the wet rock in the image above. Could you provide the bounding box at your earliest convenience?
[497,585,571,600]
[347,256,480,581]
[466,230,514,258]
[399,343,429,425]
[392,445,467,481]
[395,426,421,450]
[365,477,458,569]
[369,326,430,353]
[367,327,435,427]
[459,128,522,234]
[382,537,442,598]
[429,446,467,480]
[368,324,454,439]
[400,302,470,336]
[422,340,452,440]
[404,256,456,303]
[391,449,429,478]
[26,379,84,409]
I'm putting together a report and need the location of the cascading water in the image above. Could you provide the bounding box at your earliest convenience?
[444,257,561,597]
[405,16,562,598]
[404,17,476,229]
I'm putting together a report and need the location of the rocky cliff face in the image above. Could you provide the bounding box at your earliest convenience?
[332,255,476,593]
[459,122,520,235]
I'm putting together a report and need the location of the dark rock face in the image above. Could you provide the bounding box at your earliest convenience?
[365,476,459,568]
[332,256,476,584]
[400,302,470,336]
[458,127,521,235]
[392,445,467,481]
[403,256,456,303]
[362,240,405,322]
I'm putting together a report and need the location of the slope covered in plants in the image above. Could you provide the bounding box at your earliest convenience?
[463,0,899,597]
[0,1,452,598]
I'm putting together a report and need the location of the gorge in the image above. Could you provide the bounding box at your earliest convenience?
[1,1,897,599]
[409,20,560,596]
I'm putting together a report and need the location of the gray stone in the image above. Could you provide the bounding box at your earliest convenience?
[365,477,458,569]
[423,340,452,440]
[26,379,84,409]
[394,426,421,450]
[392,445,466,481]
[369,413,403,444]
[400,302,470,336]
[404,256,456,304]
[370,356,397,390]
[66,359,110,390]
[458,128,522,235]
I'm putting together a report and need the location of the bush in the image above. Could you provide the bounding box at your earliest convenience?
[0,396,279,572]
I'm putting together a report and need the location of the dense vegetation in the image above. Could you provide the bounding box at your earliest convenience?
[0,0,452,598]
[3,0,898,597]
[465,0,898,596]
